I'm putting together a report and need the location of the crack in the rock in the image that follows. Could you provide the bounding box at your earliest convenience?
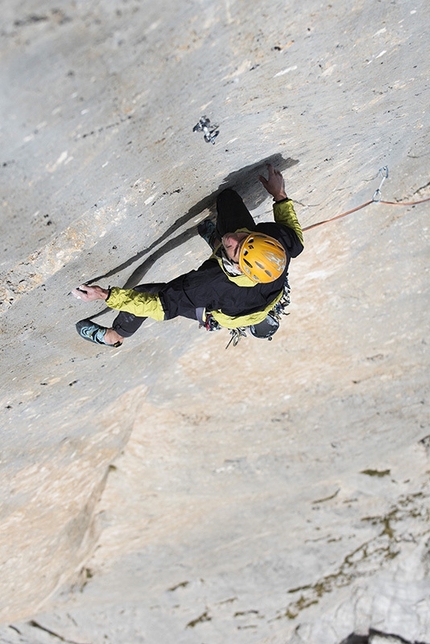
[28,620,89,644]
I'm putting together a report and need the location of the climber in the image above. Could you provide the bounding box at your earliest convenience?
[72,164,304,346]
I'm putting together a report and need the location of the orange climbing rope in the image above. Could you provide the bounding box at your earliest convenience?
[302,166,430,232]
[303,200,373,231]
[303,197,430,232]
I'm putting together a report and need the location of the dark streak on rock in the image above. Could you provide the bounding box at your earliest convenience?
[185,610,211,628]
[28,620,89,644]
[168,580,189,592]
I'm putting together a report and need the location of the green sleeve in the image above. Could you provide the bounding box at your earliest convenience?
[273,199,304,246]
[106,287,165,320]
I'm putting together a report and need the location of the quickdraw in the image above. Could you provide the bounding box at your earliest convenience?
[193,116,220,145]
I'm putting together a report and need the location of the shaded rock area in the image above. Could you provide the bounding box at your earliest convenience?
[342,631,429,644]
[0,0,429,642]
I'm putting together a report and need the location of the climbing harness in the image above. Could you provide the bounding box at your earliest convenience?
[224,281,291,348]
[202,312,222,333]
[199,280,291,348]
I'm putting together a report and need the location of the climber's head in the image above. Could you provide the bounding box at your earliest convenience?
[222,231,287,283]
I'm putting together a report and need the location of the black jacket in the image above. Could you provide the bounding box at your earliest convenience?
[159,220,303,321]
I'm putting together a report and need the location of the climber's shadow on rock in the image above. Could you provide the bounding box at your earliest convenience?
[89,153,298,318]
[340,630,417,644]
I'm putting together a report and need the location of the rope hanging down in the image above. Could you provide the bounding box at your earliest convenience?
[302,166,430,232]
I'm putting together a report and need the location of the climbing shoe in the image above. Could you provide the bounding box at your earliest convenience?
[76,319,122,347]
[198,219,218,249]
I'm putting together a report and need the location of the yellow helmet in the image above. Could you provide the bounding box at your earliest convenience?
[239,233,287,283]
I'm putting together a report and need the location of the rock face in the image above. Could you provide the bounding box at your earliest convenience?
[0,0,429,642]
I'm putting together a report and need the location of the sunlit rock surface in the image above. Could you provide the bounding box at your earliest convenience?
[0,0,429,642]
